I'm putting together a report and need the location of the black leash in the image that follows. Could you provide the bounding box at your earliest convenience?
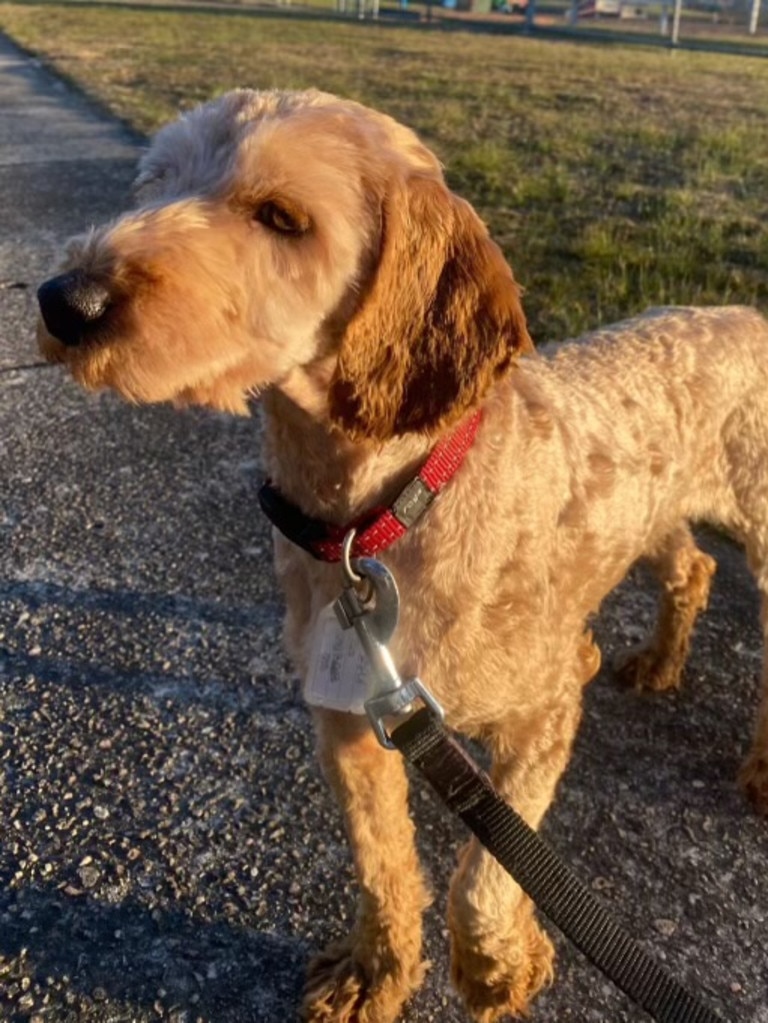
[277,529,729,1022]
[391,708,725,1023]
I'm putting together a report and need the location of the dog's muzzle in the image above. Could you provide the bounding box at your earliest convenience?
[37,269,112,347]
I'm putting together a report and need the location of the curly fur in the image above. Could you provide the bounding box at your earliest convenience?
[38,88,768,1023]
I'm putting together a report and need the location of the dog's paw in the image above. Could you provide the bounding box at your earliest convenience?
[739,752,768,816]
[451,916,554,1023]
[614,643,684,693]
[302,937,426,1023]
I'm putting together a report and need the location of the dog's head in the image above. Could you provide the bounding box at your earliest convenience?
[37,89,532,437]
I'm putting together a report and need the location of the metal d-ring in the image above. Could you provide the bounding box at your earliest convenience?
[341,529,362,585]
[341,529,374,604]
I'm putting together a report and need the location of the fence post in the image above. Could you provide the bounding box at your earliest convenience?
[524,0,536,32]
[749,0,760,35]
[671,0,682,45]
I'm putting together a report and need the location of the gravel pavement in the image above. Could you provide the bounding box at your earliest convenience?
[0,31,766,1023]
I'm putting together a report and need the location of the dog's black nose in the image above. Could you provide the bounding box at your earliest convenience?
[37,269,111,347]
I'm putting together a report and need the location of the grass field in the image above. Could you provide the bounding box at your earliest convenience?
[2,0,768,341]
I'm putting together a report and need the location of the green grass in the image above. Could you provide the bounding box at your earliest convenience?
[2,0,768,340]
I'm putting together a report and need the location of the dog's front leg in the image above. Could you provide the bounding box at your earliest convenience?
[448,698,584,1023]
[303,709,431,1023]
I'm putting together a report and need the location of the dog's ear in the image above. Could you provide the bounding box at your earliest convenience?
[329,174,533,440]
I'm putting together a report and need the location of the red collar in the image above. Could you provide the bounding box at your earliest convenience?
[258,410,482,562]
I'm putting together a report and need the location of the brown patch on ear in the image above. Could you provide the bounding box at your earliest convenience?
[330,175,532,440]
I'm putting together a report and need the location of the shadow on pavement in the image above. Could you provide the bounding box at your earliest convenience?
[0,881,306,1022]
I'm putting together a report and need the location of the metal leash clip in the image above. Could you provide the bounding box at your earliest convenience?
[333,532,444,749]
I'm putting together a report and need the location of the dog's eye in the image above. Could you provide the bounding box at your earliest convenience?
[255,201,309,237]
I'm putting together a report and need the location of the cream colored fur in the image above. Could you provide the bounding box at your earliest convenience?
[38,88,768,1023]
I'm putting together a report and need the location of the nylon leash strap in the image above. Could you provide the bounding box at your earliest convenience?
[391,708,725,1023]
[317,549,726,1023]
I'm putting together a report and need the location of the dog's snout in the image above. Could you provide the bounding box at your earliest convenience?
[37,269,111,347]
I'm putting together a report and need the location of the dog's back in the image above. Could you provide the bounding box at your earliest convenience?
[528,305,768,548]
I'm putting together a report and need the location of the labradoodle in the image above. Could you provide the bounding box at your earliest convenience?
[37,88,768,1023]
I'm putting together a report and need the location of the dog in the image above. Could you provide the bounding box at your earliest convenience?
[37,88,768,1023]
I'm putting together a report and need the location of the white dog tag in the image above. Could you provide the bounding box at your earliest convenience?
[304,603,372,714]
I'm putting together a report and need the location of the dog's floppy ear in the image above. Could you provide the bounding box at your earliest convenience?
[329,174,533,440]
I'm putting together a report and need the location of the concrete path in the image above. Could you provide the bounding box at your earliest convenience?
[0,30,766,1023]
